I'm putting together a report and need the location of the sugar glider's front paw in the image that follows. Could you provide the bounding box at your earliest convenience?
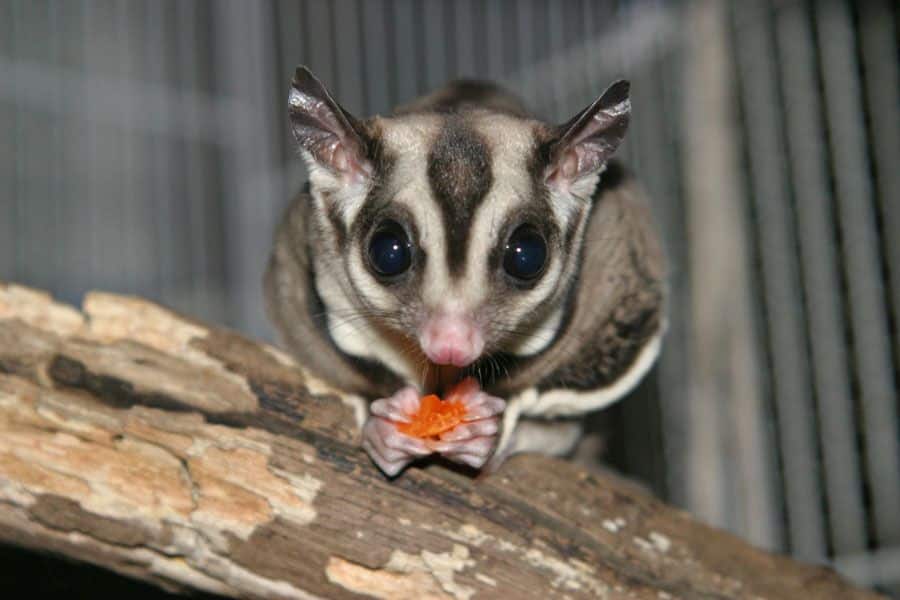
[430,378,506,470]
[363,386,431,476]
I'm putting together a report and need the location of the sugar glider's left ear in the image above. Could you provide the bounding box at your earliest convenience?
[544,80,630,188]
[289,66,373,182]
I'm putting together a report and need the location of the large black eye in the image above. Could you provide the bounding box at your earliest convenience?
[368,221,412,277]
[503,225,547,281]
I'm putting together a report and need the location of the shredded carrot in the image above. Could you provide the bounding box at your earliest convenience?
[397,393,468,439]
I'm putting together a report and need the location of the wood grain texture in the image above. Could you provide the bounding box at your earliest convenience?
[0,282,881,599]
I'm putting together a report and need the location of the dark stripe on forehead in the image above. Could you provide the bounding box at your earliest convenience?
[427,117,493,276]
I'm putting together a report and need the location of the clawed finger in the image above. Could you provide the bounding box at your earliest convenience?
[362,437,411,477]
[370,387,420,423]
[370,398,412,423]
[430,435,495,458]
[445,452,490,469]
[439,418,499,442]
[461,393,506,420]
[374,418,431,455]
[362,417,433,477]
[362,420,410,462]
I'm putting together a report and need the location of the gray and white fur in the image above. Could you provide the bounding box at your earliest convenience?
[265,67,665,475]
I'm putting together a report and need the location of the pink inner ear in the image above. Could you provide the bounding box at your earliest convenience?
[331,145,350,172]
[546,148,580,189]
[327,139,373,183]
[560,148,579,179]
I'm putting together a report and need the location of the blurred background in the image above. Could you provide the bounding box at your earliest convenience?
[1,0,898,596]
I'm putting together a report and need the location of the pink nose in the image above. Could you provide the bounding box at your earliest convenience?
[419,314,485,367]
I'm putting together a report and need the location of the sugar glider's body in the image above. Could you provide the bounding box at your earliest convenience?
[265,69,665,475]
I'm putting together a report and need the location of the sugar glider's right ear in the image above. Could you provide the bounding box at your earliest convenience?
[289,66,372,182]
[543,80,630,190]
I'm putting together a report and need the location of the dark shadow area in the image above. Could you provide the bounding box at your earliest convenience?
[0,544,224,599]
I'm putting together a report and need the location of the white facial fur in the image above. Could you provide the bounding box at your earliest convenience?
[310,110,595,385]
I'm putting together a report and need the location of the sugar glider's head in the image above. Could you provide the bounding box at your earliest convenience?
[288,67,630,371]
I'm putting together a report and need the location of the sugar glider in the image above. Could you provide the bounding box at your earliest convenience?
[265,66,665,476]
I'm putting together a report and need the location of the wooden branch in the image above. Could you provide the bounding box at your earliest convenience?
[0,283,881,599]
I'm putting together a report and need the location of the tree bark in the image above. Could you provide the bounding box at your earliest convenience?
[0,283,881,599]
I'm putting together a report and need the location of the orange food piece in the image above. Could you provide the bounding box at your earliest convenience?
[397,393,468,439]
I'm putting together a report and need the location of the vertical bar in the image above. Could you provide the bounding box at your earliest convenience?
[14,0,26,284]
[615,18,668,494]
[587,1,618,101]
[651,10,685,503]
[175,0,202,317]
[113,0,140,297]
[815,0,900,546]
[619,24,674,502]
[683,0,782,551]
[627,67,657,196]
[515,0,550,118]
[361,0,392,115]
[123,0,147,299]
[545,0,565,120]
[391,0,418,104]
[333,0,365,115]
[655,25,698,515]
[276,0,305,158]
[87,0,134,297]
[274,0,311,200]
[734,0,826,560]
[411,1,426,93]
[484,0,504,82]
[80,0,105,291]
[213,0,283,337]
[276,0,303,74]
[452,0,475,77]
[192,0,229,325]
[774,0,867,556]
[53,0,87,306]
[46,1,65,299]
[1,1,19,282]
[501,0,519,80]
[145,0,181,305]
[16,1,56,293]
[683,0,728,532]
[858,0,900,378]
[579,0,600,99]
[421,0,448,92]
[469,0,489,80]
[559,0,586,111]
[174,0,213,321]
[121,0,147,298]
[605,0,635,165]
[8,1,24,286]
[82,0,109,298]
[305,0,336,95]
[514,0,536,102]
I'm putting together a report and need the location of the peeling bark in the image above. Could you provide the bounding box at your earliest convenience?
[0,283,882,599]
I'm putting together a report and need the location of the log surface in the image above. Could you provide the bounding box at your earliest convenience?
[0,283,880,599]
